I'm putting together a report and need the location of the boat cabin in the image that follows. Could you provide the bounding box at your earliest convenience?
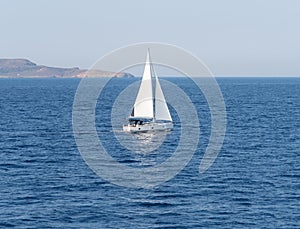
[128,117,151,126]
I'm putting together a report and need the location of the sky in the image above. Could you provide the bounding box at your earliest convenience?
[1,0,299,76]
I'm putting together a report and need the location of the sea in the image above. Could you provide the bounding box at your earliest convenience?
[0,77,299,228]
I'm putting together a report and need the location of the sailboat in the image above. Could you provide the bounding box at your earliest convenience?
[123,49,173,132]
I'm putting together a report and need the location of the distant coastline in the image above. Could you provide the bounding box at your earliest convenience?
[0,59,134,78]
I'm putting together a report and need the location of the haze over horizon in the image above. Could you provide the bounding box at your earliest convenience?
[1,0,299,76]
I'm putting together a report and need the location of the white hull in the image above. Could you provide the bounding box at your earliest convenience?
[123,122,173,132]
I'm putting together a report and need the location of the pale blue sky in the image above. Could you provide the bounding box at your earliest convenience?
[1,0,299,76]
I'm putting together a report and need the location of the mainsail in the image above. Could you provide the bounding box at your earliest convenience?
[131,51,153,118]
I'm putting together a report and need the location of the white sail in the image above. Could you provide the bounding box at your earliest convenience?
[123,49,173,132]
[131,50,154,118]
[154,73,172,121]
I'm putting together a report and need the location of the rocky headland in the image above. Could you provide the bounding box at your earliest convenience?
[0,59,134,78]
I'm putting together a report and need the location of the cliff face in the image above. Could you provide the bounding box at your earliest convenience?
[0,59,134,78]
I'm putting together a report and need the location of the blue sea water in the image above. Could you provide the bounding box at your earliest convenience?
[0,77,299,228]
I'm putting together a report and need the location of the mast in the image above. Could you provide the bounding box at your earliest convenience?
[148,49,156,122]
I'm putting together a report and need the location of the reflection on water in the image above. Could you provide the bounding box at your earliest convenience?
[114,129,169,155]
[120,129,175,167]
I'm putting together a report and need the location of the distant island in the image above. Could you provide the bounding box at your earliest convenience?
[0,59,134,78]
